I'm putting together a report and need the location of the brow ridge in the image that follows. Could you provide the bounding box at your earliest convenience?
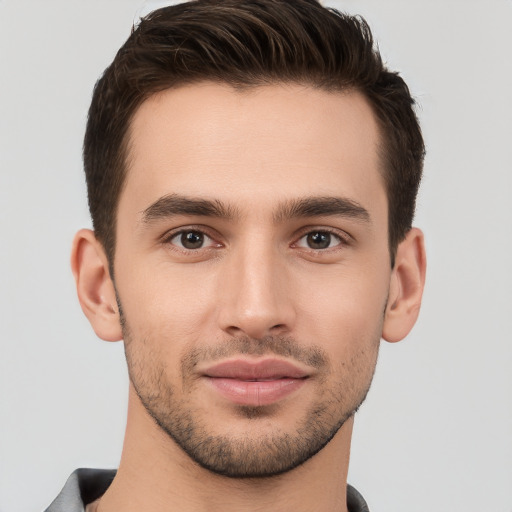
[141,193,238,222]
[140,193,370,225]
[273,196,371,223]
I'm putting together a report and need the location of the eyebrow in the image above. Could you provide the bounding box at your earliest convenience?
[273,196,371,224]
[141,193,238,223]
[140,193,370,225]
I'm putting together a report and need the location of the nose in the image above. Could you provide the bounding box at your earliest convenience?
[217,242,296,340]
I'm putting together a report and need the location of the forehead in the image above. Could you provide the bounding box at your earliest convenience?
[121,82,385,221]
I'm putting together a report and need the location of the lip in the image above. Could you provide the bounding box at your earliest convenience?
[203,358,309,406]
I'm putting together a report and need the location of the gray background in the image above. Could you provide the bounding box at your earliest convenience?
[1,1,511,511]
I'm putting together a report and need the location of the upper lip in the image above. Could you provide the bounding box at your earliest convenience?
[202,359,309,381]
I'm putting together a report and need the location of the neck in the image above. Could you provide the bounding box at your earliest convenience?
[98,388,353,512]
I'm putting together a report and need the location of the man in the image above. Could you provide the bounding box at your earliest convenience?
[46,0,426,510]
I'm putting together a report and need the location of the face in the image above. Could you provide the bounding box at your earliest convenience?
[114,83,391,477]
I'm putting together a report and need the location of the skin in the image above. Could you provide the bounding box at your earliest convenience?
[72,83,426,512]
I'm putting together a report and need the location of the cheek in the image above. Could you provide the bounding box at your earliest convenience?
[116,260,219,347]
[303,271,385,399]
[295,263,389,351]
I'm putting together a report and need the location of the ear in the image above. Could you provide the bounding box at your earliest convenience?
[70,229,123,342]
[382,227,426,343]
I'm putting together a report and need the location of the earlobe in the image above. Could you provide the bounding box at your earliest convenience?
[71,229,123,342]
[382,228,426,343]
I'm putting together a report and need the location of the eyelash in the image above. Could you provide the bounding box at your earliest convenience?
[293,227,352,252]
[160,226,221,253]
[160,226,352,253]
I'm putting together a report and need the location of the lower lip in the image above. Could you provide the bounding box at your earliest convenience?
[206,377,306,406]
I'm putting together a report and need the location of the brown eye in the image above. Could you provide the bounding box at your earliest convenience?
[170,230,210,250]
[181,231,204,249]
[295,230,343,250]
[306,231,332,249]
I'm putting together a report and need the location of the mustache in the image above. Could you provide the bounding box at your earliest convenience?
[182,335,330,373]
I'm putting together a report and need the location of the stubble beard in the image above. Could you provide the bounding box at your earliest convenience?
[121,314,380,479]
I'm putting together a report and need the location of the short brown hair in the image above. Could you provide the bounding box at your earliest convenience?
[84,0,424,267]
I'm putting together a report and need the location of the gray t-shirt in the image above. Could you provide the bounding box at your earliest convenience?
[45,468,370,512]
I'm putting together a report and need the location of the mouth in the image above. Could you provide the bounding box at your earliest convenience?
[202,358,309,407]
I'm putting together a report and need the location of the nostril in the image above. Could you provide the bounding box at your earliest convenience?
[226,325,244,335]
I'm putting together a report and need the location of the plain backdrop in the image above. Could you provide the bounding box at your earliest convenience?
[1,1,511,511]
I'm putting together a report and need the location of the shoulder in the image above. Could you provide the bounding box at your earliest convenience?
[347,483,370,512]
[44,468,116,512]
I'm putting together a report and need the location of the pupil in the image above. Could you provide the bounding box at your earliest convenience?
[181,231,204,249]
[307,232,330,249]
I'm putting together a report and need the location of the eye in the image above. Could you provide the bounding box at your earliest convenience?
[168,230,214,250]
[295,230,343,250]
